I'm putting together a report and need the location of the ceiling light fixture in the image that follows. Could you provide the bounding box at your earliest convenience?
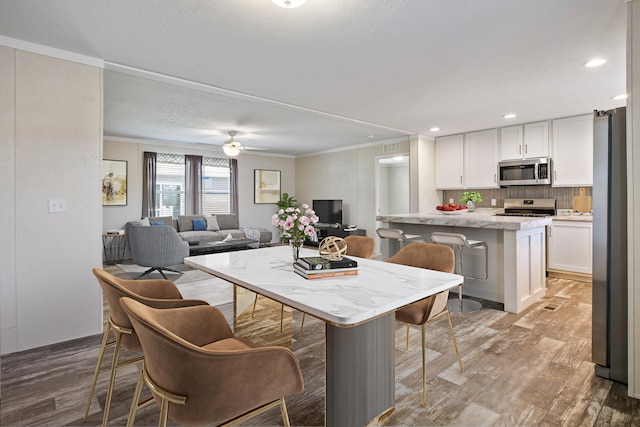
[430,127,440,132]
[611,93,628,100]
[503,113,516,119]
[222,143,240,157]
[583,58,607,68]
[272,0,306,8]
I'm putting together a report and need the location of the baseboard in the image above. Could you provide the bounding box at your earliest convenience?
[547,269,592,283]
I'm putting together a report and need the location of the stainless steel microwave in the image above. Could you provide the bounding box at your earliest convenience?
[498,157,552,186]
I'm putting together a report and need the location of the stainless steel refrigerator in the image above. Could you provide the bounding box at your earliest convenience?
[592,107,627,384]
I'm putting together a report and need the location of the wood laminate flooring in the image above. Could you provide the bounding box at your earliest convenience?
[1,266,639,426]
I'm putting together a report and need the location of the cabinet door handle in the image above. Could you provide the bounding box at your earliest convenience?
[554,170,557,181]
[519,145,522,155]
[525,144,528,154]
[494,173,497,182]
[460,175,463,184]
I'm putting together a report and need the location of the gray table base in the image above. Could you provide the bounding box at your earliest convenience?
[325,313,395,426]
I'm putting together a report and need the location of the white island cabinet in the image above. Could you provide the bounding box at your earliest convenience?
[376,211,551,314]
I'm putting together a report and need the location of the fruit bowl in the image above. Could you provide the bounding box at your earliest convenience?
[440,209,467,215]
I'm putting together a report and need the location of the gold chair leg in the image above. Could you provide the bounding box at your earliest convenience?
[421,324,427,408]
[280,304,284,333]
[251,294,259,318]
[446,309,464,372]
[127,362,145,427]
[158,398,169,427]
[298,313,306,340]
[280,397,291,427]
[83,323,112,422]
[102,330,123,427]
[405,324,410,351]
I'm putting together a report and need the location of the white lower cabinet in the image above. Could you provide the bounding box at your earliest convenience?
[547,220,592,275]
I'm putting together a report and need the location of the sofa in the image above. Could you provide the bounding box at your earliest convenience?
[126,214,272,248]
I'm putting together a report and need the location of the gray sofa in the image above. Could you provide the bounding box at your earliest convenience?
[126,214,272,248]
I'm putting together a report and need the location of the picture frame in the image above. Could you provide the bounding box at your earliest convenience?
[254,169,281,204]
[102,159,128,206]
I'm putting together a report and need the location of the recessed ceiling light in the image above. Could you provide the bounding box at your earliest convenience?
[272,0,306,8]
[503,113,516,119]
[430,127,440,132]
[611,94,628,100]
[367,134,375,139]
[583,58,607,68]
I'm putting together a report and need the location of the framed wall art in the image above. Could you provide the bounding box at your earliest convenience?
[102,159,128,206]
[254,169,281,204]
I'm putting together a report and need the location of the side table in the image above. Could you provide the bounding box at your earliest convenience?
[102,233,128,265]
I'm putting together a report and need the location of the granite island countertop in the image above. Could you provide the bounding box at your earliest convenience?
[377,209,552,231]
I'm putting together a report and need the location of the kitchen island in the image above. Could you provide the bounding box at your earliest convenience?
[377,210,552,313]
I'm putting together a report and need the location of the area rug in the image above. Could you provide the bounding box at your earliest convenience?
[116,263,234,308]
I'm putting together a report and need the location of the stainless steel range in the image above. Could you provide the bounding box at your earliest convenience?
[495,198,556,217]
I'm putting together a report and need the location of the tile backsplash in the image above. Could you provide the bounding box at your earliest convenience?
[443,186,592,210]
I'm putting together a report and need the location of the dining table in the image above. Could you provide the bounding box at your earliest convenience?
[185,245,463,426]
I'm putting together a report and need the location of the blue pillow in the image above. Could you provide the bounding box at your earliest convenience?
[149,221,164,226]
[192,219,207,231]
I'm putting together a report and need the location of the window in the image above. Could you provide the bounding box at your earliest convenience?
[154,153,230,217]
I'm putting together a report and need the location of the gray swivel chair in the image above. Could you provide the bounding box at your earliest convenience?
[128,225,189,279]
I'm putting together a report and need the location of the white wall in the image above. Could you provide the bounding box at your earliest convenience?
[415,137,442,213]
[387,164,410,214]
[0,48,103,354]
[103,138,295,242]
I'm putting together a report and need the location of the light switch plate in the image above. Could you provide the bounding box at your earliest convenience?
[48,198,67,213]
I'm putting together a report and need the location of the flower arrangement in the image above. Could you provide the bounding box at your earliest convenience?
[460,191,483,204]
[271,201,319,244]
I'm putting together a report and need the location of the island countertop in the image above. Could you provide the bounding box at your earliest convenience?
[376,209,552,231]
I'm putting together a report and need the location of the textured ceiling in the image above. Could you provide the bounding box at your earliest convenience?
[0,0,628,156]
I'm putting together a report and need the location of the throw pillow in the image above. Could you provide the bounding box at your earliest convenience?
[206,216,220,231]
[192,218,207,231]
[149,221,163,226]
[138,217,151,226]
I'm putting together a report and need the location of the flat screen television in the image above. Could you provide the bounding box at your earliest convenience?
[313,199,343,226]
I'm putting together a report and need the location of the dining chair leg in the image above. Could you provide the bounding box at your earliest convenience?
[405,324,410,351]
[102,330,124,427]
[421,324,427,408]
[83,323,112,422]
[297,313,306,340]
[251,294,259,318]
[280,303,284,333]
[159,398,169,427]
[126,362,145,427]
[446,309,463,372]
[279,397,291,427]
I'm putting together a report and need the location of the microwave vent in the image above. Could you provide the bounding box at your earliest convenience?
[383,142,400,153]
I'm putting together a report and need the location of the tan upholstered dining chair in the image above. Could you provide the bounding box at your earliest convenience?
[385,242,463,407]
[84,268,208,427]
[120,297,304,427]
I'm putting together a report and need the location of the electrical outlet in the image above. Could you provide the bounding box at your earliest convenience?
[449,198,454,204]
[491,199,497,206]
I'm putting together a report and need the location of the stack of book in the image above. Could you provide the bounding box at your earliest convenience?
[294,256,359,280]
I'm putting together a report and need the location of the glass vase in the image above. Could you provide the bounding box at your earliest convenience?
[466,200,476,212]
[290,238,304,262]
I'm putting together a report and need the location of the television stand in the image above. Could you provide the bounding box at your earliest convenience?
[307,225,366,246]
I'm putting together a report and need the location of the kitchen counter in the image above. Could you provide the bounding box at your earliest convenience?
[376,209,552,231]
[377,208,549,314]
[551,214,593,222]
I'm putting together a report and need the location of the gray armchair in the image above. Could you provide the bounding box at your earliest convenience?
[128,225,190,279]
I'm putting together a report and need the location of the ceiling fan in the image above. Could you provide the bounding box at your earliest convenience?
[221,131,266,156]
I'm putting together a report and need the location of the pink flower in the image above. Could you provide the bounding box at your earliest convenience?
[283,218,294,230]
[305,225,315,236]
[298,224,305,231]
[271,215,279,226]
[302,204,309,209]
[286,207,294,213]
[299,216,310,226]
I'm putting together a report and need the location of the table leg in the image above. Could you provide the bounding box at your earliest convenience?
[325,313,395,426]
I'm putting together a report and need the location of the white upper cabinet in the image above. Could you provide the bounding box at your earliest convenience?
[552,114,593,186]
[500,121,549,161]
[500,125,524,160]
[435,134,464,189]
[465,129,499,188]
[523,121,550,158]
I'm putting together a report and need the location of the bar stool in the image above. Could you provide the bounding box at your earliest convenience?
[429,232,488,313]
[376,228,426,249]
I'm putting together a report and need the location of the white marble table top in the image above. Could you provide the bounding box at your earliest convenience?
[185,246,463,327]
[377,210,552,231]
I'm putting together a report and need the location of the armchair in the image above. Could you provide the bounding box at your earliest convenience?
[128,225,189,279]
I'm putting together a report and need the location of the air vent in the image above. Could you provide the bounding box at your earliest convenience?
[382,142,400,153]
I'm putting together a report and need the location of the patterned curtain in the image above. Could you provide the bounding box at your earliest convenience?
[229,158,239,215]
[185,155,202,215]
[141,151,156,218]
